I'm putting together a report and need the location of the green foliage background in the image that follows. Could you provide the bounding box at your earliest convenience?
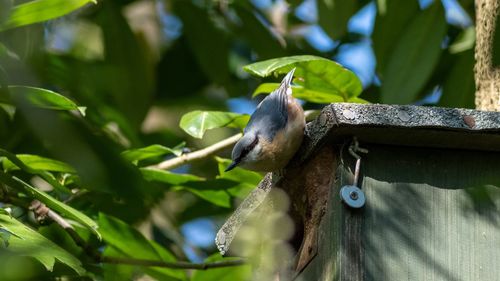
[0,0,477,280]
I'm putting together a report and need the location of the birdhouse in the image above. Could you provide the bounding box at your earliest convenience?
[217,103,500,281]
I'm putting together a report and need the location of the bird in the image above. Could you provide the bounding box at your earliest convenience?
[225,68,305,172]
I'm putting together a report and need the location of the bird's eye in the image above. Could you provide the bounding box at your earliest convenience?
[237,135,259,161]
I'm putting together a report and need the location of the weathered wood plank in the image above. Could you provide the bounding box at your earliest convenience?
[362,144,500,281]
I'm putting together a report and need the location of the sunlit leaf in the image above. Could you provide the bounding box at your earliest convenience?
[191,253,251,281]
[0,149,71,194]
[253,83,344,104]
[2,154,76,173]
[180,111,249,139]
[98,213,186,281]
[0,0,96,31]
[243,55,362,100]
[140,168,204,185]
[0,214,85,275]
[449,27,475,54]
[0,171,100,239]
[380,2,447,104]
[6,86,86,115]
[122,142,185,163]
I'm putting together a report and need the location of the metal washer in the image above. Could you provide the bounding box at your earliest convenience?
[340,185,366,208]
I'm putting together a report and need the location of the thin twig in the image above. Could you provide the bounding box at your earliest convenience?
[149,133,242,170]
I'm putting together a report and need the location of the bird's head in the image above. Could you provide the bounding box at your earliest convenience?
[225,132,261,172]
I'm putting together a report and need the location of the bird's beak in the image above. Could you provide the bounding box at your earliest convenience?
[225,161,238,172]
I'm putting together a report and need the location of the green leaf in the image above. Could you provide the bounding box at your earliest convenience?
[178,179,254,208]
[243,55,362,100]
[232,3,286,59]
[0,0,12,24]
[438,49,475,108]
[122,143,185,163]
[380,2,447,104]
[180,111,249,139]
[98,213,186,281]
[0,214,85,275]
[215,157,261,199]
[2,154,76,173]
[6,86,86,115]
[138,168,236,207]
[191,254,251,281]
[449,27,475,54]
[174,1,231,88]
[0,149,71,194]
[253,83,345,104]
[215,157,262,186]
[0,0,96,31]
[318,0,358,40]
[102,247,135,281]
[0,170,100,239]
[140,168,204,185]
[373,0,419,74]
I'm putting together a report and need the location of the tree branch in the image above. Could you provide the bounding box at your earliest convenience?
[149,133,242,170]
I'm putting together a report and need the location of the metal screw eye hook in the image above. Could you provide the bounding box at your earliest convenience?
[340,137,368,209]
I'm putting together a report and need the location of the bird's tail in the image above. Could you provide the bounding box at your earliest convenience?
[280,68,295,96]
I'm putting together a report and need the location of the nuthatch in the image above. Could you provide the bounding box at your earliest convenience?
[226,68,305,172]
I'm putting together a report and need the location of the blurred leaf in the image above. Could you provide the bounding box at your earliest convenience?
[5,86,85,115]
[0,213,85,275]
[122,143,185,163]
[244,55,362,100]
[373,0,419,74]
[0,170,100,238]
[0,0,12,24]
[231,3,286,59]
[0,227,14,247]
[318,0,358,40]
[380,2,447,104]
[191,253,251,281]
[438,49,475,108]
[102,247,135,281]
[174,1,231,88]
[98,213,186,281]
[449,26,475,54]
[180,111,249,139]
[2,154,76,173]
[0,0,95,31]
[140,168,204,185]
[94,1,155,130]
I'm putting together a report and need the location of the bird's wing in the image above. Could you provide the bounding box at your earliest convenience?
[245,69,295,141]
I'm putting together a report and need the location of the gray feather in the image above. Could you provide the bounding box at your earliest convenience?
[245,68,295,141]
